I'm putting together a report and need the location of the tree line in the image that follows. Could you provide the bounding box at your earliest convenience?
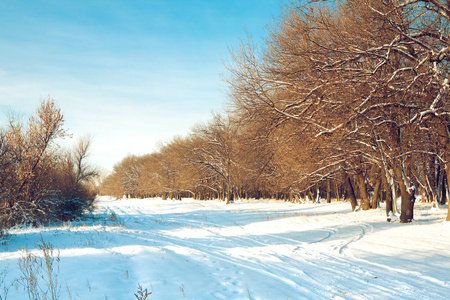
[0,99,98,229]
[101,0,450,223]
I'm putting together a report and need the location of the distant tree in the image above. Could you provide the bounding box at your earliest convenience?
[184,113,241,204]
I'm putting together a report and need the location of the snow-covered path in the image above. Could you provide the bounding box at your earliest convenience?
[0,197,449,299]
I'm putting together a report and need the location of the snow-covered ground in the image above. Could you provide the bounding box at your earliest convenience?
[0,196,449,299]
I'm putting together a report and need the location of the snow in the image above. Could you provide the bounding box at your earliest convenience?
[0,196,450,299]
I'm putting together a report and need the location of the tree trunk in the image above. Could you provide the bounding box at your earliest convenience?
[446,167,450,222]
[225,182,231,204]
[441,171,447,205]
[335,183,341,202]
[344,172,358,211]
[393,162,415,223]
[420,186,426,203]
[308,189,314,203]
[386,167,398,214]
[437,164,442,204]
[442,153,450,221]
[433,122,450,221]
[422,160,431,202]
[385,187,393,217]
[430,156,436,200]
[326,180,331,203]
[372,178,381,209]
[315,184,320,203]
[356,171,371,210]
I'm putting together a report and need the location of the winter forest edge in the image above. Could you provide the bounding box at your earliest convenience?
[101,0,450,224]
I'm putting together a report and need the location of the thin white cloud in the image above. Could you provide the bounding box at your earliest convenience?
[0,0,280,171]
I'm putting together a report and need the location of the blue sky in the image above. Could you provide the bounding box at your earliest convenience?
[0,0,281,172]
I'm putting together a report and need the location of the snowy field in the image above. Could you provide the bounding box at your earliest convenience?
[0,196,449,299]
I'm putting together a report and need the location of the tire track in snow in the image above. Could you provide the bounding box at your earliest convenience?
[105,205,388,298]
[98,201,449,299]
[109,224,329,298]
[187,215,447,299]
[103,205,337,299]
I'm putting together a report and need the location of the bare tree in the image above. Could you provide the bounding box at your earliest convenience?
[0,98,98,227]
[225,0,450,222]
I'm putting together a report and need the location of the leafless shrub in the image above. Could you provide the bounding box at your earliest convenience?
[18,235,61,300]
[18,250,41,300]
[134,284,151,300]
[0,99,98,229]
[0,267,16,300]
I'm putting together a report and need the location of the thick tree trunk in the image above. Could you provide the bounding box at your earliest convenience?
[308,189,314,203]
[385,188,393,217]
[335,183,341,202]
[437,164,442,204]
[433,122,450,221]
[443,153,450,221]
[430,156,436,200]
[344,172,358,211]
[225,182,231,204]
[326,180,331,203]
[356,171,371,210]
[393,163,415,223]
[221,183,226,202]
[420,186,426,203]
[372,178,381,209]
[441,171,447,205]
[381,166,394,217]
